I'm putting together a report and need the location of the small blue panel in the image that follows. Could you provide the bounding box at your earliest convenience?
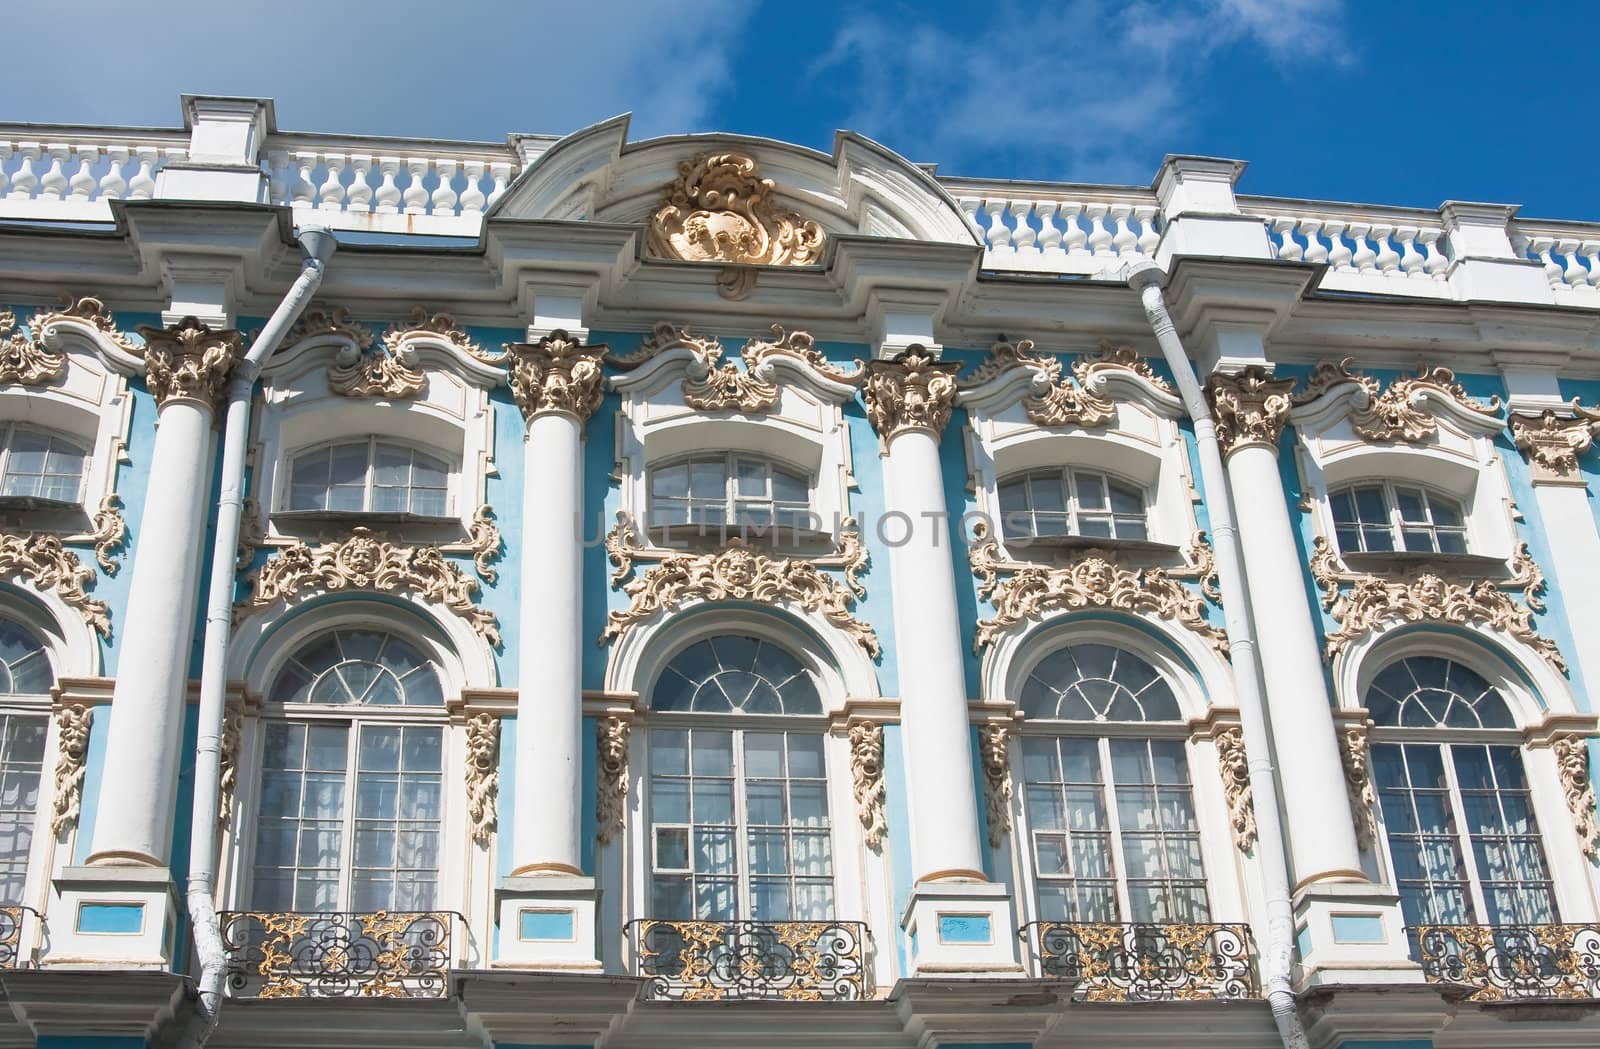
[1296,925,1313,959]
[495,1044,593,1049]
[76,902,144,935]
[937,913,991,944]
[519,909,575,941]
[1330,914,1387,944]
[1333,1042,1432,1049]
[38,1037,148,1049]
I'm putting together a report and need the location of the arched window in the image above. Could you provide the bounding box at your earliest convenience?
[0,618,51,902]
[999,468,1148,542]
[1367,655,1556,930]
[1017,643,1205,923]
[287,438,450,517]
[0,425,88,506]
[647,454,811,532]
[1331,482,1467,555]
[645,635,832,921]
[252,628,446,913]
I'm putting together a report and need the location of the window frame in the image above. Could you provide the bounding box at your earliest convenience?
[646,451,816,537]
[997,466,1151,543]
[1330,480,1470,556]
[280,436,455,520]
[0,422,90,508]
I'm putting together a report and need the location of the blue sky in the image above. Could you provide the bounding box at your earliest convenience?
[6,1,1598,218]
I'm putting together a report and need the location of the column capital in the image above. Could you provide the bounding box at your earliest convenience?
[863,346,961,442]
[506,329,609,424]
[135,317,243,413]
[1510,408,1600,486]
[1204,365,1295,456]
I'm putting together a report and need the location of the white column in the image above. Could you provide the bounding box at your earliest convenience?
[506,332,606,879]
[1207,369,1365,887]
[88,320,239,867]
[865,351,986,882]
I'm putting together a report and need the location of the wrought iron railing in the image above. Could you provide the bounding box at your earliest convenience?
[0,905,38,969]
[1020,921,1260,1002]
[1414,923,1600,1002]
[625,919,870,1002]
[219,910,460,999]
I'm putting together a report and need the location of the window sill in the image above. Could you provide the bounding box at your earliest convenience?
[0,498,91,535]
[1006,535,1181,557]
[273,509,460,527]
[1341,550,1508,576]
[648,523,838,555]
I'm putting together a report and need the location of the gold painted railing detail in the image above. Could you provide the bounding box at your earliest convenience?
[1415,923,1600,1001]
[1021,921,1259,1002]
[219,911,457,999]
[625,919,869,1001]
[0,905,36,969]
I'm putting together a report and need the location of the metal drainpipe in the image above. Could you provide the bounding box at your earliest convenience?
[1123,260,1310,1049]
[178,226,337,1049]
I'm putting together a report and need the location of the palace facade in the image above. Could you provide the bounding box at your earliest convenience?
[0,96,1595,1049]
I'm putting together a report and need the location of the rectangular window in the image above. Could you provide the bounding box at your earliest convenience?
[0,713,46,902]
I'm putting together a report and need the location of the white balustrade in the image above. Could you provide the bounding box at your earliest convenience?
[1253,207,1451,283]
[1514,228,1600,293]
[954,191,1162,274]
[0,134,185,218]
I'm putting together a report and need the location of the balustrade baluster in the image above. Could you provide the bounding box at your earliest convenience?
[1419,229,1448,277]
[1085,203,1112,255]
[1395,227,1423,275]
[1372,224,1400,273]
[0,143,10,198]
[1272,217,1303,261]
[430,159,459,215]
[1061,202,1088,255]
[1008,200,1036,253]
[290,153,317,206]
[1110,203,1137,256]
[8,144,40,200]
[1556,239,1587,289]
[68,147,98,201]
[1324,220,1352,269]
[318,154,347,210]
[982,199,1010,251]
[402,158,431,215]
[127,148,158,199]
[459,161,486,216]
[1134,205,1160,256]
[1349,223,1377,272]
[100,147,129,201]
[1299,219,1328,264]
[38,145,69,201]
[486,162,512,209]
[1034,201,1063,255]
[1529,237,1562,287]
[265,150,289,205]
[374,158,403,214]
[957,197,983,239]
[346,155,373,213]
[1579,242,1600,289]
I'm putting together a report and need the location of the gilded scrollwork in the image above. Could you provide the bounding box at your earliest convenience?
[596,716,630,846]
[465,712,500,846]
[1552,734,1598,860]
[236,527,499,646]
[467,505,502,584]
[0,308,66,385]
[648,153,825,267]
[289,304,374,350]
[967,521,1226,655]
[329,343,426,398]
[89,494,126,575]
[864,347,961,440]
[847,721,886,851]
[1212,726,1257,852]
[236,497,264,574]
[964,338,1117,427]
[1340,723,1378,850]
[1204,366,1296,455]
[137,317,243,412]
[979,724,1013,848]
[383,306,502,364]
[507,330,608,422]
[606,511,869,593]
[610,322,859,413]
[51,703,93,836]
[1310,536,1563,672]
[600,537,877,656]
[1297,358,1502,443]
[0,533,109,637]
[219,695,243,829]
[1510,407,1600,484]
[35,295,141,355]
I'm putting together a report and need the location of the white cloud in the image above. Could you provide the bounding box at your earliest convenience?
[810,0,1347,182]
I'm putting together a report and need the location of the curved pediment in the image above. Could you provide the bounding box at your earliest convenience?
[488,115,978,252]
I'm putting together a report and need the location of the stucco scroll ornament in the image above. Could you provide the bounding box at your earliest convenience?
[1510,405,1600,484]
[330,342,425,398]
[963,338,1117,427]
[599,538,879,657]
[218,695,244,830]
[506,330,609,422]
[1310,535,1564,672]
[465,712,500,846]
[1212,726,1258,852]
[1296,358,1503,444]
[1340,723,1378,850]
[648,152,825,267]
[236,497,265,574]
[51,703,93,836]
[467,505,502,583]
[1203,366,1296,456]
[1550,734,1599,860]
[596,716,630,846]
[89,494,126,575]
[847,721,887,851]
[605,510,870,594]
[864,348,962,440]
[0,309,66,385]
[136,317,243,412]
[978,724,1013,848]
[237,527,500,646]
[0,533,110,637]
[384,306,505,364]
[966,521,1227,656]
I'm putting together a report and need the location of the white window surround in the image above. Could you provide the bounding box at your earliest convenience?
[610,333,857,547]
[285,437,452,519]
[255,326,499,543]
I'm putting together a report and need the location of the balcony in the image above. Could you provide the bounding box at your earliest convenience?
[1020,921,1260,1002]
[624,919,870,1002]
[219,911,461,999]
[1414,923,1600,1002]
[0,905,37,969]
